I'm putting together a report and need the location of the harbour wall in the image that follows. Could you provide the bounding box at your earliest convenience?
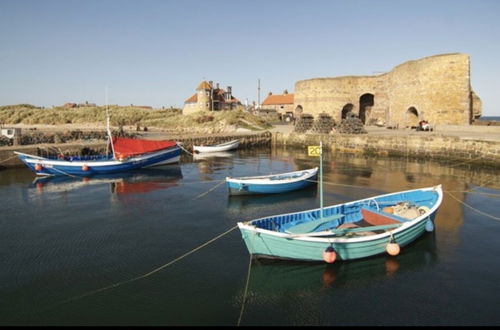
[272,132,500,168]
[1,130,499,169]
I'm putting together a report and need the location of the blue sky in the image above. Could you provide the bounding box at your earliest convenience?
[1,0,499,116]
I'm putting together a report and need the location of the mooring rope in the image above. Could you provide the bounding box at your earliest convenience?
[445,191,500,222]
[0,154,18,164]
[237,255,253,327]
[49,166,80,178]
[194,180,225,199]
[53,225,239,307]
[179,144,194,156]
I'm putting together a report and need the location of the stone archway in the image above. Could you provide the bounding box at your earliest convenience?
[295,105,303,118]
[359,93,374,125]
[406,107,419,128]
[341,104,354,120]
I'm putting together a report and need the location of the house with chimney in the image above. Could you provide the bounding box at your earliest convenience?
[182,80,244,115]
[260,90,295,122]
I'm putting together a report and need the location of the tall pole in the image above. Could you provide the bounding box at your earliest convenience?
[320,140,324,218]
[257,79,261,109]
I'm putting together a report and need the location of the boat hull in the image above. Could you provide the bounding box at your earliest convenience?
[15,145,181,176]
[237,185,442,262]
[193,140,239,153]
[226,168,318,195]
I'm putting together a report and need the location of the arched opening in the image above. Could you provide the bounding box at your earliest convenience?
[406,107,419,128]
[341,104,354,120]
[295,105,303,117]
[359,93,374,125]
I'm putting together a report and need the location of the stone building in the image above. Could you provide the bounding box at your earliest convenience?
[261,90,295,121]
[293,53,482,127]
[183,80,244,115]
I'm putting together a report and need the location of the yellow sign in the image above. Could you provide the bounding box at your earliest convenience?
[308,145,321,157]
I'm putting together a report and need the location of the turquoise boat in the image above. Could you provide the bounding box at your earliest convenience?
[237,185,443,263]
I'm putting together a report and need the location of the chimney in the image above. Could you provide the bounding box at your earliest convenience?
[283,89,288,94]
[268,92,272,96]
[209,80,213,88]
[216,83,219,89]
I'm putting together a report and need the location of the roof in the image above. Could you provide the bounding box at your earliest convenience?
[262,94,294,105]
[196,80,212,90]
[184,87,241,104]
[185,93,197,103]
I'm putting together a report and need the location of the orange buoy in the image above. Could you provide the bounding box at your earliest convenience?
[386,242,400,256]
[82,164,89,172]
[35,163,43,171]
[383,206,394,214]
[323,246,337,263]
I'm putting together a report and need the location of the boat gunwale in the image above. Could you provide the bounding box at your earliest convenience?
[226,167,318,185]
[237,184,442,243]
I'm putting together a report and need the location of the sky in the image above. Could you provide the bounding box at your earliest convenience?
[0,0,499,116]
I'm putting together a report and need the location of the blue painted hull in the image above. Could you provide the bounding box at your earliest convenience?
[15,145,181,176]
[226,168,318,195]
[237,185,443,262]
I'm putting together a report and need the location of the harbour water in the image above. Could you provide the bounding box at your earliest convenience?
[0,147,499,326]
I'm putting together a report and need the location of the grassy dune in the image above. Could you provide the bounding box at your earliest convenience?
[0,104,273,133]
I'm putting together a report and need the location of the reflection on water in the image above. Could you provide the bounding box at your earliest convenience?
[29,166,183,196]
[0,147,499,326]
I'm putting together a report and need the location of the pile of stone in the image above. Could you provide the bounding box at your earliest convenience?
[309,112,336,134]
[294,114,315,133]
[338,112,367,134]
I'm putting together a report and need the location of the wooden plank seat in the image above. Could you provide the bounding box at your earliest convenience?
[361,207,410,226]
[285,214,344,234]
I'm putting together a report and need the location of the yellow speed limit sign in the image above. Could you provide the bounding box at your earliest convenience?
[308,145,321,157]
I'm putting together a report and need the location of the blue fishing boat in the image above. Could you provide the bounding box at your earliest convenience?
[237,185,442,263]
[226,167,318,195]
[14,137,181,176]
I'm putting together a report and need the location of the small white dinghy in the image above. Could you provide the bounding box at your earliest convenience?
[192,139,239,153]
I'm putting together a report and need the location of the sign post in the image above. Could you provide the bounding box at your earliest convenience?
[307,141,323,218]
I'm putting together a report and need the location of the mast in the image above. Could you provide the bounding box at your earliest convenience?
[319,140,324,218]
[105,86,116,159]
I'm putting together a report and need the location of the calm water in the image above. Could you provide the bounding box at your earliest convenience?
[0,146,499,326]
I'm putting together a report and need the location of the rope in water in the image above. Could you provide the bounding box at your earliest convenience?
[0,154,18,164]
[53,224,239,307]
[445,191,500,222]
[237,255,253,327]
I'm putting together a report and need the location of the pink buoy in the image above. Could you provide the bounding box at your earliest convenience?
[323,246,337,263]
[386,242,400,256]
[35,163,43,171]
[82,164,89,171]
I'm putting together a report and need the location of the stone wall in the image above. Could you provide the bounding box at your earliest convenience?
[272,132,500,168]
[294,53,481,127]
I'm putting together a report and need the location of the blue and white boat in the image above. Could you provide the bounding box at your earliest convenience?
[226,167,318,195]
[237,184,443,263]
[14,137,181,176]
